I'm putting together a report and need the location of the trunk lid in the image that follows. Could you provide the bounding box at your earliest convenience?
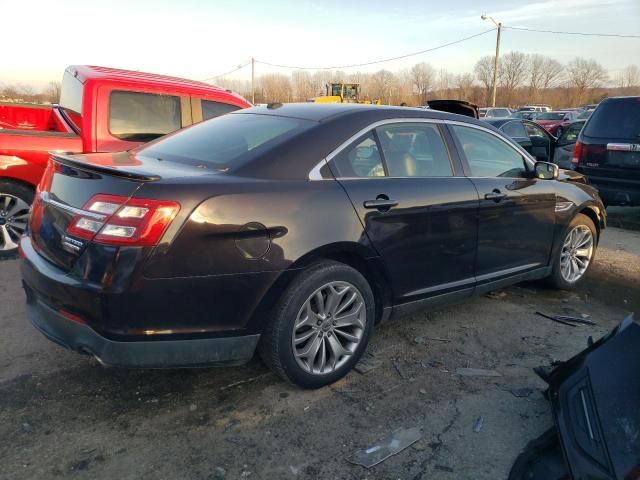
[29,151,201,271]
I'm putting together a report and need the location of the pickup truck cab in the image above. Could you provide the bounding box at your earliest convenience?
[0,65,251,256]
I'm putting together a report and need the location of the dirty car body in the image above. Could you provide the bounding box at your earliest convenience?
[21,103,606,386]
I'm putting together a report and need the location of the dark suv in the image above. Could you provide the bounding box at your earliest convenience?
[572,96,640,206]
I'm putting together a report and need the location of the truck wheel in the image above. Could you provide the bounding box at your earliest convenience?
[0,180,34,258]
[548,213,596,290]
[259,261,375,389]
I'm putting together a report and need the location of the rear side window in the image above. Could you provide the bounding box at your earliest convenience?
[376,123,452,177]
[501,121,527,138]
[202,100,240,120]
[109,91,181,142]
[136,113,313,170]
[331,132,385,177]
[584,98,640,139]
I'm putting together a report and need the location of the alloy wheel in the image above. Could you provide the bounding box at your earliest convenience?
[0,194,30,252]
[560,225,594,283]
[292,281,367,375]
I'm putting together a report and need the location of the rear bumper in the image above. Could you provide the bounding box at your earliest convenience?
[26,294,260,368]
[585,175,640,206]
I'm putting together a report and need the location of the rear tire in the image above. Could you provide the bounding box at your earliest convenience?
[258,260,375,388]
[548,213,597,290]
[0,180,34,259]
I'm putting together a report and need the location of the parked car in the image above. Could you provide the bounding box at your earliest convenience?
[552,121,586,168]
[0,65,251,256]
[21,103,605,388]
[482,117,557,163]
[576,110,592,120]
[511,111,539,121]
[479,107,513,118]
[519,104,552,113]
[573,96,640,206]
[534,111,578,137]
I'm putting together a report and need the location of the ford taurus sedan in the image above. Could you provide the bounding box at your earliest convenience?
[21,104,605,388]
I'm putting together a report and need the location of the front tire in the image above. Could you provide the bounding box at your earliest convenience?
[258,261,375,388]
[0,180,34,258]
[548,213,596,290]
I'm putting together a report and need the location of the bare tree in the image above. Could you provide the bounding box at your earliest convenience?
[566,57,608,104]
[259,73,292,103]
[455,73,475,101]
[290,71,315,102]
[540,58,564,90]
[44,81,62,103]
[474,56,495,106]
[436,69,455,98]
[369,70,396,105]
[499,51,529,105]
[616,64,640,88]
[410,62,435,105]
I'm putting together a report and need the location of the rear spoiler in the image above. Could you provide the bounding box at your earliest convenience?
[50,153,160,182]
[426,100,479,119]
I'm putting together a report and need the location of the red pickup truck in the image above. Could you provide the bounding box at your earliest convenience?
[0,65,251,256]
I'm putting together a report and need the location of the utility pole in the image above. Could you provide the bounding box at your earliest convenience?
[251,57,255,105]
[482,15,502,107]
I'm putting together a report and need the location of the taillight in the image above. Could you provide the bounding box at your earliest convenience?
[67,194,180,246]
[571,141,583,166]
[30,160,57,233]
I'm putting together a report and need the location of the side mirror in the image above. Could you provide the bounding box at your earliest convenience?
[534,161,559,180]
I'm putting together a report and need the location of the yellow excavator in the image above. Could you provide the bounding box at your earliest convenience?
[308,83,380,104]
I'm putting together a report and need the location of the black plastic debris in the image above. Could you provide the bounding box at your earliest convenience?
[348,427,422,468]
[510,388,534,398]
[535,311,597,327]
[510,314,639,480]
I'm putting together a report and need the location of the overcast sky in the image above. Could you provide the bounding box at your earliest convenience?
[2,0,639,88]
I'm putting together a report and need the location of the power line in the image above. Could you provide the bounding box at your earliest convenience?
[200,62,250,82]
[255,29,496,70]
[504,26,640,39]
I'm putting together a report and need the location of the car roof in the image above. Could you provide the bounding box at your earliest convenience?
[233,102,480,124]
[68,65,248,104]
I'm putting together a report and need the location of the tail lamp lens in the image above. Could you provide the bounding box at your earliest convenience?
[571,141,583,165]
[67,194,180,246]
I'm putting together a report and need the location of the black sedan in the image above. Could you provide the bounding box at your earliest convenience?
[21,104,606,388]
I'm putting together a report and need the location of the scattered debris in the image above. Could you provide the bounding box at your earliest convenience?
[22,422,33,433]
[485,290,507,300]
[456,368,502,377]
[473,416,484,433]
[509,388,534,398]
[189,404,197,412]
[419,389,427,395]
[392,359,409,380]
[219,373,271,391]
[348,427,422,468]
[354,353,382,374]
[414,336,427,345]
[435,465,454,472]
[535,311,597,327]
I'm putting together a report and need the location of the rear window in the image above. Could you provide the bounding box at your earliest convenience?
[136,113,313,170]
[109,91,181,142]
[584,98,640,139]
[59,70,83,115]
[202,100,240,120]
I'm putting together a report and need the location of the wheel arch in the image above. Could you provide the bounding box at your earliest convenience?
[247,242,391,332]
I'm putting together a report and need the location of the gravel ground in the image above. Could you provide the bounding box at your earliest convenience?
[0,224,638,480]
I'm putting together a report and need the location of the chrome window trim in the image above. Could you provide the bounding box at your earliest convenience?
[308,118,535,181]
[40,192,108,221]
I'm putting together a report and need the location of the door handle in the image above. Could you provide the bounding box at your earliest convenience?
[363,199,398,211]
[484,189,507,202]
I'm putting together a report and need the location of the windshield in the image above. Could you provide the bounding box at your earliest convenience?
[136,113,314,170]
[584,97,640,139]
[59,70,83,115]
[537,112,566,120]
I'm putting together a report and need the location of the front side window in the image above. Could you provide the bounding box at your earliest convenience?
[202,100,240,121]
[331,132,385,177]
[558,122,584,146]
[376,123,452,177]
[524,121,548,140]
[451,125,527,178]
[109,91,181,142]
